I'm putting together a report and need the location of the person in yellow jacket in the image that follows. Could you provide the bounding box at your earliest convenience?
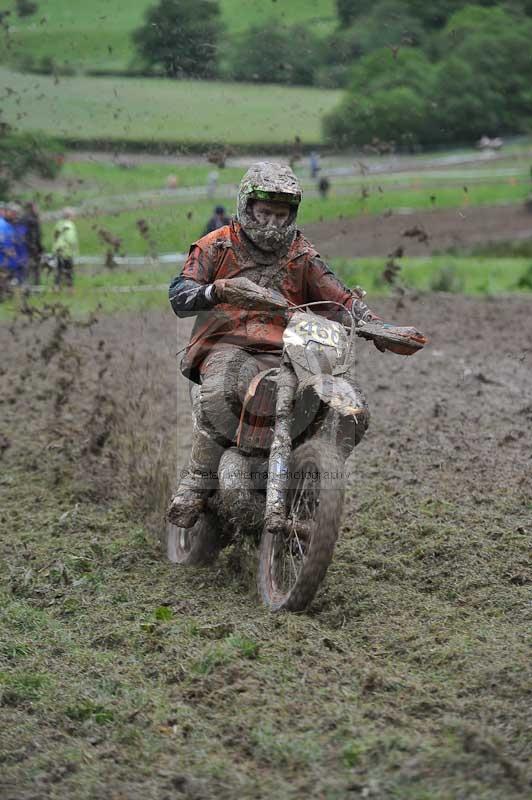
[53,208,79,290]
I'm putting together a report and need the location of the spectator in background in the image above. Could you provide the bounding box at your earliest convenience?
[0,202,15,276]
[203,205,230,236]
[7,204,28,285]
[53,208,79,291]
[207,170,219,199]
[23,201,43,285]
[309,151,321,179]
[13,205,28,282]
[318,176,331,199]
[0,203,15,301]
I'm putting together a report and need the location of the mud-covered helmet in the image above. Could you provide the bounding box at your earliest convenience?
[237,161,302,252]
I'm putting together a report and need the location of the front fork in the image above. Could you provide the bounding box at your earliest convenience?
[264,363,297,536]
[264,366,344,535]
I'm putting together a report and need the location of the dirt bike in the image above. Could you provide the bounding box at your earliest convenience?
[166,287,425,612]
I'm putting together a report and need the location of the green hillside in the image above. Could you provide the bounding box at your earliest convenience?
[0,67,340,148]
[0,0,336,73]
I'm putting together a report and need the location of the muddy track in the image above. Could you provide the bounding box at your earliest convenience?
[0,294,531,799]
[304,203,532,258]
[1,293,530,545]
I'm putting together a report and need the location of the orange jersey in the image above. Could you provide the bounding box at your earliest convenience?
[170,221,373,382]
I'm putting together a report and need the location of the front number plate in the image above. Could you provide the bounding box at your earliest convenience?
[293,318,342,350]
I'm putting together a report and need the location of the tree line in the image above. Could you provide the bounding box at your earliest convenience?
[133,0,532,148]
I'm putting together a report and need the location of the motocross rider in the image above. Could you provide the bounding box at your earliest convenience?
[168,162,423,529]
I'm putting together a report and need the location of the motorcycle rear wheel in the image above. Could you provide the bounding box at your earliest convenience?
[165,511,222,566]
[258,440,345,612]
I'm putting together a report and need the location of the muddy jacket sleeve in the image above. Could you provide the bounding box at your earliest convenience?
[169,245,217,318]
[306,255,380,324]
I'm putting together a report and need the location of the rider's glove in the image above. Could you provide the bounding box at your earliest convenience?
[358,320,428,355]
[211,277,289,312]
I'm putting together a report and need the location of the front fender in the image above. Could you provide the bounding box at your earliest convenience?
[296,374,367,420]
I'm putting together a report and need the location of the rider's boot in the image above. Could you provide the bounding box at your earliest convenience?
[167,426,224,529]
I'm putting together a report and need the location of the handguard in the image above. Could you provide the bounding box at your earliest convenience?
[213,277,289,313]
[356,321,428,355]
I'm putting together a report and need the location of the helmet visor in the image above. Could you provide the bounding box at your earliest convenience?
[247,189,301,206]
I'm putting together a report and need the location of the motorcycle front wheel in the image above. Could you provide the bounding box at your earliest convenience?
[258,440,345,612]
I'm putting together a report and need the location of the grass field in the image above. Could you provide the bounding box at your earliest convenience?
[2,257,531,322]
[0,0,336,73]
[15,150,532,214]
[59,161,246,195]
[30,177,530,256]
[43,197,239,255]
[25,161,247,212]
[0,67,340,148]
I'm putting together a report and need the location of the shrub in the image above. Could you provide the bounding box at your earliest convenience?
[39,55,55,74]
[347,1,424,55]
[323,4,425,88]
[132,0,221,79]
[429,265,465,293]
[324,85,427,150]
[226,23,322,86]
[515,263,532,290]
[15,0,38,17]
[344,47,435,98]
[0,128,64,198]
[325,5,532,148]
[336,0,373,27]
